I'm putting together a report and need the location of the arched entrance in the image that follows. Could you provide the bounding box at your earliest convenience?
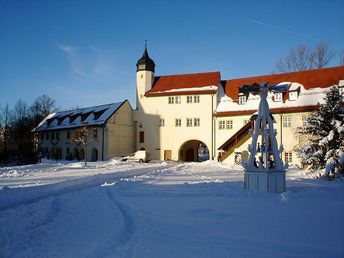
[91,148,98,162]
[179,140,210,162]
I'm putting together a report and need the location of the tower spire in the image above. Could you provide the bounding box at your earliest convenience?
[136,41,155,72]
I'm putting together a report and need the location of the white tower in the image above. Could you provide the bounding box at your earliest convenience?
[242,82,288,193]
[136,42,155,110]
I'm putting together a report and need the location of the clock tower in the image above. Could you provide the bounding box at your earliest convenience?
[136,42,155,109]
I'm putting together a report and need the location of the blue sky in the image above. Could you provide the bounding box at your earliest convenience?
[1,0,343,110]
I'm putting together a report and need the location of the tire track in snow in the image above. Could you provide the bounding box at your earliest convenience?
[0,164,169,212]
[98,188,140,258]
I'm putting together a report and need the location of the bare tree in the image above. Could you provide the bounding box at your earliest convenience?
[275,43,336,73]
[311,42,336,69]
[0,104,11,157]
[340,50,344,66]
[31,95,56,126]
[71,126,95,165]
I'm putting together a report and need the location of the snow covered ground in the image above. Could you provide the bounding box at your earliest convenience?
[0,159,343,258]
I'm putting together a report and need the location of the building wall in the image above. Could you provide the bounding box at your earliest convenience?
[134,92,217,161]
[37,101,134,161]
[215,111,312,166]
[104,101,134,159]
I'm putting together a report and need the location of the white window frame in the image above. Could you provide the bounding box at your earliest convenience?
[283,117,291,127]
[175,118,181,127]
[219,120,225,130]
[175,96,181,104]
[186,118,193,127]
[302,116,309,127]
[226,120,233,129]
[159,118,165,127]
[194,118,200,127]
[289,91,298,101]
[238,95,246,105]
[339,87,344,95]
[168,96,174,104]
[274,92,282,102]
[285,152,292,163]
[194,96,200,103]
[187,96,193,103]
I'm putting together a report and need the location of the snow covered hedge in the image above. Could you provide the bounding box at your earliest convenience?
[297,86,344,177]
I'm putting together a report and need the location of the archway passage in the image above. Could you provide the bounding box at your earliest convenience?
[179,140,209,162]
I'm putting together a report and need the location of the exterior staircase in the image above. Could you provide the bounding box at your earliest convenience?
[218,120,254,162]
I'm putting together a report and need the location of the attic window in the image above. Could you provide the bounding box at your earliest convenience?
[339,87,344,95]
[274,93,282,102]
[81,112,91,121]
[46,119,53,127]
[94,110,105,120]
[238,95,246,105]
[69,115,79,123]
[289,91,298,101]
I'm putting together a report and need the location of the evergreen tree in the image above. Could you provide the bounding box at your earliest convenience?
[298,86,344,177]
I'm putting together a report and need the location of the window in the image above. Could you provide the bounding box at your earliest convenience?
[67,148,70,154]
[226,120,233,129]
[194,118,200,127]
[274,93,282,102]
[283,117,291,127]
[56,132,60,139]
[175,96,181,104]
[168,97,174,104]
[285,152,292,163]
[175,119,181,127]
[159,118,165,127]
[219,120,225,130]
[186,118,193,127]
[238,95,246,105]
[244,119,250,125]
[194,96,200,103]
[339,87,344,95]
[40,134,44,140]
[51,132,55,140]
[67,131,70,139]
[139,131,144,143]
[302,116,309,127]
[187,96,193,103]
[289,91,298,101]
[46,134,49,140]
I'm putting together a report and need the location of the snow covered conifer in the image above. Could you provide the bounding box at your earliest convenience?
[298,86,344,176]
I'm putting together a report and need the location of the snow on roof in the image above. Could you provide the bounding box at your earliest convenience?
[222,66,344,100]
[216,66,344,115]
[35,101,127,132]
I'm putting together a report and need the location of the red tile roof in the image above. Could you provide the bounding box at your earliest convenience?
[146,71,220,97]
[223,66,344,100]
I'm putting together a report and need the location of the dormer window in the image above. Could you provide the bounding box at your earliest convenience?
[289,91,298,101]
[339,87,344,95]
[274,93,282,102]
[238,95,246,105]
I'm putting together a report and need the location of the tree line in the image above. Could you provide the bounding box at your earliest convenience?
[0,95,56,165]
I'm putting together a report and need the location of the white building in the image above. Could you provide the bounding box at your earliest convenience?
[35,100,134,161]
[133,46,344,166]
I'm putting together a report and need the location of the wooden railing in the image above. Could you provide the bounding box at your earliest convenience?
[218,120,253,162]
